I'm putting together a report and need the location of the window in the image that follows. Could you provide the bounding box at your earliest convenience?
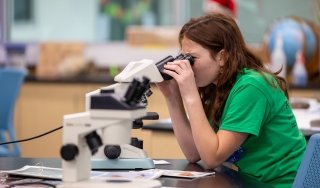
[14,0,34,22]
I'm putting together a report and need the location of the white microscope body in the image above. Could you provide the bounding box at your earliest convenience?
[58,59,164,188]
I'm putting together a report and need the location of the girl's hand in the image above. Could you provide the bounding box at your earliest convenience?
[162,60,198,99]
[156,78,180,99]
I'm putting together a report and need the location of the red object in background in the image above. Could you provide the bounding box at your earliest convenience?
[204,0,237,17]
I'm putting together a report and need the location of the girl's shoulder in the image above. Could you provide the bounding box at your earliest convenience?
[236,69,272,87]
[234,69,280,101]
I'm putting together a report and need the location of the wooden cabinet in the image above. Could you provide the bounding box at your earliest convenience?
[14,82,105,157]
[14,82,319,158]
[133,129,185,159]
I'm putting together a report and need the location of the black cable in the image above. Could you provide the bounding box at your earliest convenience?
[8,181,57,187]
[0,126,63,146]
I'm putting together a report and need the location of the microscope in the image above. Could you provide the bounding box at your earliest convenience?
[58,55,194,188]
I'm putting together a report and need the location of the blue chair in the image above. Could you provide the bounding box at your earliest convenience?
[0,68,26,157]
[292,134,320,188]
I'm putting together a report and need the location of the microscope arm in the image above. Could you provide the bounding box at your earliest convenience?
[114,59,163,83]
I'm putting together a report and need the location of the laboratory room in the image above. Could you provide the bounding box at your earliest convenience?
[0,0,319,187]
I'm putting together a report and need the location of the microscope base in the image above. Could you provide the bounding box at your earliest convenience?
[57,179,161,188]
[91,158,155,170]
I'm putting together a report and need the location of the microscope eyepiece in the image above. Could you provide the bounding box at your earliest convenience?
[181,54,195,65]
[174,54,194,65]
[156,54,195,80]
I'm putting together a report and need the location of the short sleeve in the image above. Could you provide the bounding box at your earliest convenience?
[220,84,270,136]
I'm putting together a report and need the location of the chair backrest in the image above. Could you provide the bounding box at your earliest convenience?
[0,68,26,156]
[292,133,320,188]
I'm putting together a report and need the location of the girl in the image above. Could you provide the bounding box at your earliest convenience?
[156,13,306,188]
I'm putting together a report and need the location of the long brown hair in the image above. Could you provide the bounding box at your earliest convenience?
[179,13,288,131]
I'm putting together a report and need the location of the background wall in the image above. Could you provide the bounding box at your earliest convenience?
[10,0,97,42]
[8,0,318,44]
[237,0,317,44]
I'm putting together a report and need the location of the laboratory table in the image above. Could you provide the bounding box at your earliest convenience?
[0,157,272,188]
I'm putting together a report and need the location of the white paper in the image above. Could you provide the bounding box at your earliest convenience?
[2,165,215,181]
[141,169,215,179]
[153,160,171,165]
[1,165,162,181]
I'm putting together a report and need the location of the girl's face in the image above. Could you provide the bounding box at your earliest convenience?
[181,37,223,87]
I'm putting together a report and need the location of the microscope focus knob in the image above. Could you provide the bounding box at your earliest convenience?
[104,145,121,159]
[60,144,79,161]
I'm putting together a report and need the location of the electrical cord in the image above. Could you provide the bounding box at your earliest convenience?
[0,126,63,187]
[8,181,57,187]
[0,126,63,146]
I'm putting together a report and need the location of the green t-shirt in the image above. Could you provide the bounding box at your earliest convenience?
[220,69,306,188]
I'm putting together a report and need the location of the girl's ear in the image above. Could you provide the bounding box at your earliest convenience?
[217,49,226,67]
